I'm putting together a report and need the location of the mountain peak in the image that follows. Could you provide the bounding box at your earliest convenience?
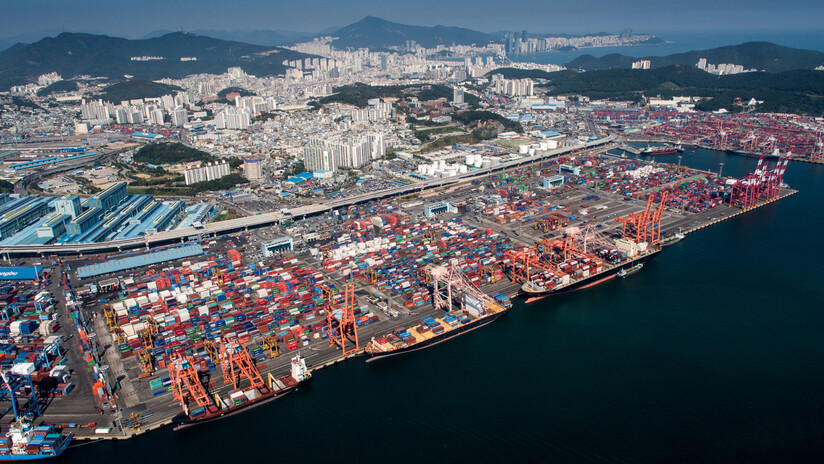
[359,16,387,23]
[332,17,492,49]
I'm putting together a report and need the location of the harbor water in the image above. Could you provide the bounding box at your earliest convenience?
[64,149,824,463]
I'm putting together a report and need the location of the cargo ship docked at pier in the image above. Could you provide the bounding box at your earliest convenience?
[521,246,662,303]
[172,355,311,430]
[365,294,511,362]
[725,148,782,160]
[641,145,680,156]
[0,420,71,461]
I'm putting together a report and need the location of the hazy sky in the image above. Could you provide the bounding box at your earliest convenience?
[2,0,821,40]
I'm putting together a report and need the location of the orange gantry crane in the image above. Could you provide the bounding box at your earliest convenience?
[480,265,499,283]
[533,216,559,233]
[325,282,359,357]
[219,338,265,390]
[168,354,212,416]
[364,268,377,285]
[422,229,439,244]
[615,192,668,244]
[417,266,432,284]
[503,248,558,283]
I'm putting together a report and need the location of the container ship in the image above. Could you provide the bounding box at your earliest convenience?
[641,145,680,156]
[725,148,781,160]
[172,355,311,430]
[522,245,661,303]
[0,420,71,461]
[365,294,511,362]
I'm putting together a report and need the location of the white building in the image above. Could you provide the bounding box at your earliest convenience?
[171,109,188,127]
[80,99,114,121]
[302,132,385,172]
[491,75,534,97]
[183,162,231,185]
[631,60,651,69]
[215,107,251,130]
[453,87,465,104]
[242,158,264,180]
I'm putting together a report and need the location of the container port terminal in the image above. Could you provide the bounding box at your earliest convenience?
[0,139,795,446]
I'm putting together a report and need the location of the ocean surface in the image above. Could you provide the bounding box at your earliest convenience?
[64,149,824,463]
[511,29,824,65]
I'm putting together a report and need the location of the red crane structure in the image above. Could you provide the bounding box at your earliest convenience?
[168,354,212,416]
[219,338,265,390]
[614,192,668,244]
[714,121,728,150]
[729,154,789,210]
[325,282,359,357]
[427,260,495,315]
[503,247,562,283]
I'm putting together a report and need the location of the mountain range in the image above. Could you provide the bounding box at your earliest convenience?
[329,16,494,49]
[2,18,824,92]
[567,42,824,73]
[140,29,318,47]
[0,32,312,89]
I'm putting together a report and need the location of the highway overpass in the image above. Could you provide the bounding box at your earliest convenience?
[0,136,615,257]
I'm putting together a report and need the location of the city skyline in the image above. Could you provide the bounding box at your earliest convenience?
[1,0,822,41]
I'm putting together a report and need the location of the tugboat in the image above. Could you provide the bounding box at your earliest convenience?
[659,232,685,247]
[617,263,643,278]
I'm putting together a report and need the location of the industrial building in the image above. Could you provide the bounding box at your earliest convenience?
[0,180,200,245]
[54,195,82,218]
[37,213,71,239]
[424,202,458,218]
[66,207,102,236]
[0,197,52,239]
[543,175,565,189]
[87,182,127,212]
[262,236,294,256]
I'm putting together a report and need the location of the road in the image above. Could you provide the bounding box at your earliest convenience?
[0,136,616,257]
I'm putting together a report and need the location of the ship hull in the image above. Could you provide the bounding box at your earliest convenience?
[172,380,308,431]
[642,149,678,155]
[523,249,661,303]
[0,435,71,461]
[725,149,780,160]
[366,309,508,362]
[659,237,683,247]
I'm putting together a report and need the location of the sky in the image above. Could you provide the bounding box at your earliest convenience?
[1,0,822,42]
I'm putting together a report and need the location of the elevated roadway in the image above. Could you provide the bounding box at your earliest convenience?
[0,136,615,257]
